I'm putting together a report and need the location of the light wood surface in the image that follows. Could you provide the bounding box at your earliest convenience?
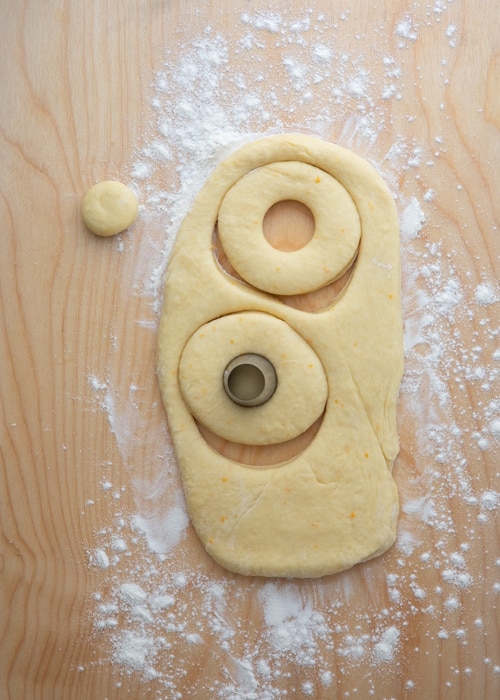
[1,1,499,699]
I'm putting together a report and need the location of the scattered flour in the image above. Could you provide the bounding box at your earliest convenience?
[400,196,426,241]
[92,548,110,570]
[83,4,499,698]
[372,627,400,663]
[475,282,499,306]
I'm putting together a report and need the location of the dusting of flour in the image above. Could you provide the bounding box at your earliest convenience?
[83,5,499,698]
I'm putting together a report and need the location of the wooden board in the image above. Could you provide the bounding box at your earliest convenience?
[1,1,499,698]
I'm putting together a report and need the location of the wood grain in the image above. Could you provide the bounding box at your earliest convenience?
[1,1,499,698]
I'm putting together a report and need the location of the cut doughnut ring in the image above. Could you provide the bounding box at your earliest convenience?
[217,161,360,295]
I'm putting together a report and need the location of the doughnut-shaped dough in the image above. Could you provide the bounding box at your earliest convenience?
[178,312,327,445]
[218,161,360,295]
[81,180,138,236]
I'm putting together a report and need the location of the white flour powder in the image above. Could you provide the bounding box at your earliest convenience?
[83,5,499,698]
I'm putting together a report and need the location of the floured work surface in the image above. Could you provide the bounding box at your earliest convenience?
[158,134,403,577]
[1,3,499,699]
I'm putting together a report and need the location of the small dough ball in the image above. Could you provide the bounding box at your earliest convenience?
[81,180,138,236]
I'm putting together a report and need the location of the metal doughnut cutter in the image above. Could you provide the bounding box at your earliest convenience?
[223,353,277,407]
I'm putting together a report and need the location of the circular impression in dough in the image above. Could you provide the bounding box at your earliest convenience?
[217,161,360,295]
[178,311,328,445]
[81,180,138,236]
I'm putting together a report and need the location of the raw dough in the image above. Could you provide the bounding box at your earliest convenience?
[81,180,138,236]
[158,134,403,578]
[178,311,328,445]
[218,161,360,295]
